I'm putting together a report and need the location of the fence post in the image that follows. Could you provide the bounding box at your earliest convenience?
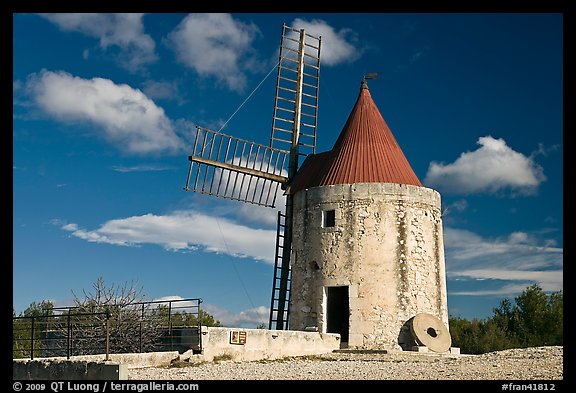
[30,317,35,360]
[139,303,144,353]
[67,312,71,360]
[105,310,110,361]
[168,301,173,351]
[198,299,203,352]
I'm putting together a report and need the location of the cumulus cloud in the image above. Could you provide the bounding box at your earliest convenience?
[37,13,157,72]
[26,70,184,154]
[444,227,563,295]
[424,136,546,196]
[203,304,269,328]
[235,202,283,227]
[166,13,260,92]
[147,296,269,327]
[151,296,201,311]
[290,18,361,66]
[449,282,560,297]
[110,164,176,173]
[56,210,276,264]
[141,80,184,104]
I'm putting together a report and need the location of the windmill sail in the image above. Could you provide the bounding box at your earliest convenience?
[185,127,288,208]
[270,24,321,161]
[183,23,321,331]
[268,24,321,330]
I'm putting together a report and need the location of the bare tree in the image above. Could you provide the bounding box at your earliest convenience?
[64,276,164,354]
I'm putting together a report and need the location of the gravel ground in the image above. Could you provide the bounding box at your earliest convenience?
[128,346,562,381]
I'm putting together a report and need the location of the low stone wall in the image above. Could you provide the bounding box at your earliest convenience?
[185,327,341,362]
[13,328,341,379]
[13,359,128,380]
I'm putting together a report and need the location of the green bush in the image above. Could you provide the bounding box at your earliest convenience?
[449,284,562,354]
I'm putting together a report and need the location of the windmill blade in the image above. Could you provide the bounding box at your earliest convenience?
[270,24,321,162]
[267,24,322,330]
[185,127,289,208]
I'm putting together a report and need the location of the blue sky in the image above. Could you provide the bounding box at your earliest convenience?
[13,13,563,327]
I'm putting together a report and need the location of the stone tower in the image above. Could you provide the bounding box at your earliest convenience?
[286,80,449,350]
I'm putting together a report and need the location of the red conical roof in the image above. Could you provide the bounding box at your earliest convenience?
[288,80,422,195]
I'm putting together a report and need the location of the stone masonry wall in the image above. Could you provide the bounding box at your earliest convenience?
[290,183,449,350]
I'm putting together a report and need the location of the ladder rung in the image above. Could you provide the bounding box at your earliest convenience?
[304,32,320,40]
[278,86,297,93]
[281,46,299,55]
[276,106,295,114]
[274,116,294,123]
[277,96,295,103]
[300,132,316,138]
[283,35,299,43]
[300,123,317,129]
[276,108,296,116]
[301,112,315,118]
[273,126,294,134]
[304,42,320,50]
[272,129,292,136]
[301,102,317,108]
[302,71,319,79]
[302,82,318,89]
[301,108,318,116]
[279,75,297,84]
[281,57,299,65]
[284,25,301,34]
[302,92,317,99]
[304,63,320,70]
[273,137,292,144]
[302,99,318,107]
[303,52,319,60]
[279,65,298,74]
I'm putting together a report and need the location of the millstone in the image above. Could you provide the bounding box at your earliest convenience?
[410,313,451,353]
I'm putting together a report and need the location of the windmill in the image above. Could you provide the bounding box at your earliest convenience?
[183,24,321,330]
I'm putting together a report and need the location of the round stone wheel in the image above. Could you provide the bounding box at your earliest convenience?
[409,313,452,353]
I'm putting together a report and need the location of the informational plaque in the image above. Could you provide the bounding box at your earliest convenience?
[230,330,247,345]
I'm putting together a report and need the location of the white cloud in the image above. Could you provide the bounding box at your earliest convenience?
[444,227,563,295]
[166,13,260,92]
[441,199,468,219]
[13,80,22,92]
[235,202,283,227]
[26,70,184,155]
[449,282,557,297]
[450,269,562,292]
[290,18,361,66]
[151,295,201,311]
[424,136,546,196]
[149,296,268,327]
[110,164,175,173]
[203,304,269,328]
[57,210,276,264]
[37,13,157,72]
[141,80,184,104]
[507,231,531,245]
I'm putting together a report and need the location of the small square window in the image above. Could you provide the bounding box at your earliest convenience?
[322,209,335,228]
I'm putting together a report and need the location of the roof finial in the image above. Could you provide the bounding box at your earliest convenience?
[362,72,379,90]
